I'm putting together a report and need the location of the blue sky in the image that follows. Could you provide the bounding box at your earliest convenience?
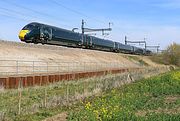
[0,0,180,49]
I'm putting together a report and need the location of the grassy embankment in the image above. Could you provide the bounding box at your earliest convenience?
[68,70,180,121]
[0,69,178,121]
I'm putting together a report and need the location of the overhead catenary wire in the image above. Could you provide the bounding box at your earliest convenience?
[1,0,73,28]
[0,0,114,39]
[0,6,55,24]
[50,0,107,26]
[2,0,57,20]
[49,1,113,37]
[0,12,30,22]
[0,7,37,21]
[2,0,112,30]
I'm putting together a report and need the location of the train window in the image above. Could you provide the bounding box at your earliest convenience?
[23,24,35,30]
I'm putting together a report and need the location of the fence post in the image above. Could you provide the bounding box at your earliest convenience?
[46,62,48,74]
[58,63,60,74]
[18,78,22,115]
[16,60,18,75]
[44,87,47,108]
[83,81,86,97]
[32,61,34,74]
[84,62,85,72]
[68,62,69,74]
[44,81,46,108]
[94,79,96,90]
[66,84,69,104]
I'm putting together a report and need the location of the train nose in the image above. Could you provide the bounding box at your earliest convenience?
[19,30,29,40]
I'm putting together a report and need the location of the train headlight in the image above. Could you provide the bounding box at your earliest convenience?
[19,30,29,40]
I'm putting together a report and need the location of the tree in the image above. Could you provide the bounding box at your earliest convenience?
[151,43,180,67]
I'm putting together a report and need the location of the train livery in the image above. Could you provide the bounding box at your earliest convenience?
[19,22,151,55]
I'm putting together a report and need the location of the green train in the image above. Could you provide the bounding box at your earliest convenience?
[19,22,151,55]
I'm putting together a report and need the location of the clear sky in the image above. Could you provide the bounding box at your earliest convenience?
[0,0,180,50]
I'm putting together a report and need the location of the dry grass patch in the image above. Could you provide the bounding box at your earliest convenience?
[43,112,67,121]
[135,107,180,117]
[136,95,180,117]
[164,95,179,104]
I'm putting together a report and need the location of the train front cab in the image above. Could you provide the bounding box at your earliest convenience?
[19,23,40,43]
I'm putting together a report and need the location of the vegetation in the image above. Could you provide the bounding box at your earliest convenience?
[124,55,149,66]
[0,67,172,120]
[68,70,180,121]
[0,71,134,121]
[150,43,180,67]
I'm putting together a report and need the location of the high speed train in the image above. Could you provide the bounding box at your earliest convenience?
[19,22,151,55]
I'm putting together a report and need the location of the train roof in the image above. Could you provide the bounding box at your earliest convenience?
[27,22,80,34]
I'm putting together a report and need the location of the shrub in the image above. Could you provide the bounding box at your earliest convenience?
[150,43,180,67]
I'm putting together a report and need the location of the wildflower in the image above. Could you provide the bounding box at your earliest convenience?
[93,110,99,118]
[85,102,91,110]
[171,71,180,80]
[101,107,107,114]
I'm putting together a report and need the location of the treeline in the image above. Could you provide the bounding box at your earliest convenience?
[150,43,180,67]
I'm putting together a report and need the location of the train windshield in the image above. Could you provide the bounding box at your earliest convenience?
[23,24,36,30]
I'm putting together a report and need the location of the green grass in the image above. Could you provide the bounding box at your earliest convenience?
[0,73,126,121]
[0,78,92,121]
[0,67,172,120]
[125,55,149,66]
[68,70,180,121]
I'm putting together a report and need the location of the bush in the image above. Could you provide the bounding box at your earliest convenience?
[150,43,180,67]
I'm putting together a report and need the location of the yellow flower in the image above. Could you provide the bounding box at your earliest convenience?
[93,110,99,118]
[101,107,107,114]
[85,102,91,110]
[171,71,180,80]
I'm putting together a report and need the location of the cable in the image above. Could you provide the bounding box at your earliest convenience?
[0,12,30,22]
[0,0,112,35]
[2,0,55,19]
[50,0,107,25]
[0,7,37,21]
[1,0,73,28]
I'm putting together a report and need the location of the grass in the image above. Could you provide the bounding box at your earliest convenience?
[125,55,149,66]
[0,72,127,121]
[0,67,170,120]
[68,70,180,121]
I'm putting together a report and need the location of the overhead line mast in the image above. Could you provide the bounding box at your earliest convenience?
[81,19,112,35]
[125,36,161,53]
[81,19,112,46]
[125,36,147,50]
[146,45,160,53]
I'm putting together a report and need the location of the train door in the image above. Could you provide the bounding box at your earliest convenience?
[86,36,93,48]
[113,42,116,50]
[114,42,118,52]
[82,35,86,47]
[90,36,93,47]
[40,26,52,44]
[85,35,87,46]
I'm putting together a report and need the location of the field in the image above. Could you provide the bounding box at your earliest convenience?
[68,70,180,121]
